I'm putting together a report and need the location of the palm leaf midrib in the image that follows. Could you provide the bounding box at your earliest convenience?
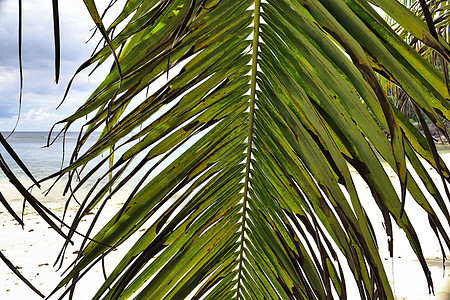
[235,0,262,298]
[40,0,450,299]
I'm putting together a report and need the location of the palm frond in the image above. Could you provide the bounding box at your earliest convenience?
[44,0,450,299]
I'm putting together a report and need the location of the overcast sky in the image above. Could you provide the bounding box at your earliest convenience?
[0,0,114,132]
[0,1,387,133]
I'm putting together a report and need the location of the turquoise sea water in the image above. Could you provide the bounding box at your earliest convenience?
[0,130,194,202]
[0,131,99,181]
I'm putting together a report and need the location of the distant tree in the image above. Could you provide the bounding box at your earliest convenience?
[384,0,450,140]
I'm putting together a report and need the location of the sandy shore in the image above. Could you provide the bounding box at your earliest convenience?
[0,180,135,299]
[1,153,450,299]
[348,160,450,300]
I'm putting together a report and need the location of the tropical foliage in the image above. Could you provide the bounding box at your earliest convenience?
[383,0,450,136]
[6,0,450,299]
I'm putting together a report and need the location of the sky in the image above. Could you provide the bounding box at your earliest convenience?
[0,0,114,132]
[0,1,387,133]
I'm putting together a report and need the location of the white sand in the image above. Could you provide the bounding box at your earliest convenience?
[1,153,450,299]
[0,180,134,299]
[346,157,450,300]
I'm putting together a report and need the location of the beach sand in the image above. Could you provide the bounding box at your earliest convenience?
[1,154,450,299]
[0,180,135,299]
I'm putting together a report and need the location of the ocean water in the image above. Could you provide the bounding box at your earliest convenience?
[0,132,154,299]
[0,131,99,181]
[0,131,105,212]
[0,130,195,202]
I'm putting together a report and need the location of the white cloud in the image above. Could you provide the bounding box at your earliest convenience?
[22,107,63,122]
[0,106,66,131]
[0,0,117,131]
[0,66,19,93]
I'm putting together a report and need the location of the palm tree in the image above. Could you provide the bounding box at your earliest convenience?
[383,0,450,143]
[8,0,450,298]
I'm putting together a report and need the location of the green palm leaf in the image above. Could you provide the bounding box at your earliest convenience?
[44,0,450,298]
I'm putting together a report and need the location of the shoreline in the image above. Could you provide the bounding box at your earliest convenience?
[1,154,450,299]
